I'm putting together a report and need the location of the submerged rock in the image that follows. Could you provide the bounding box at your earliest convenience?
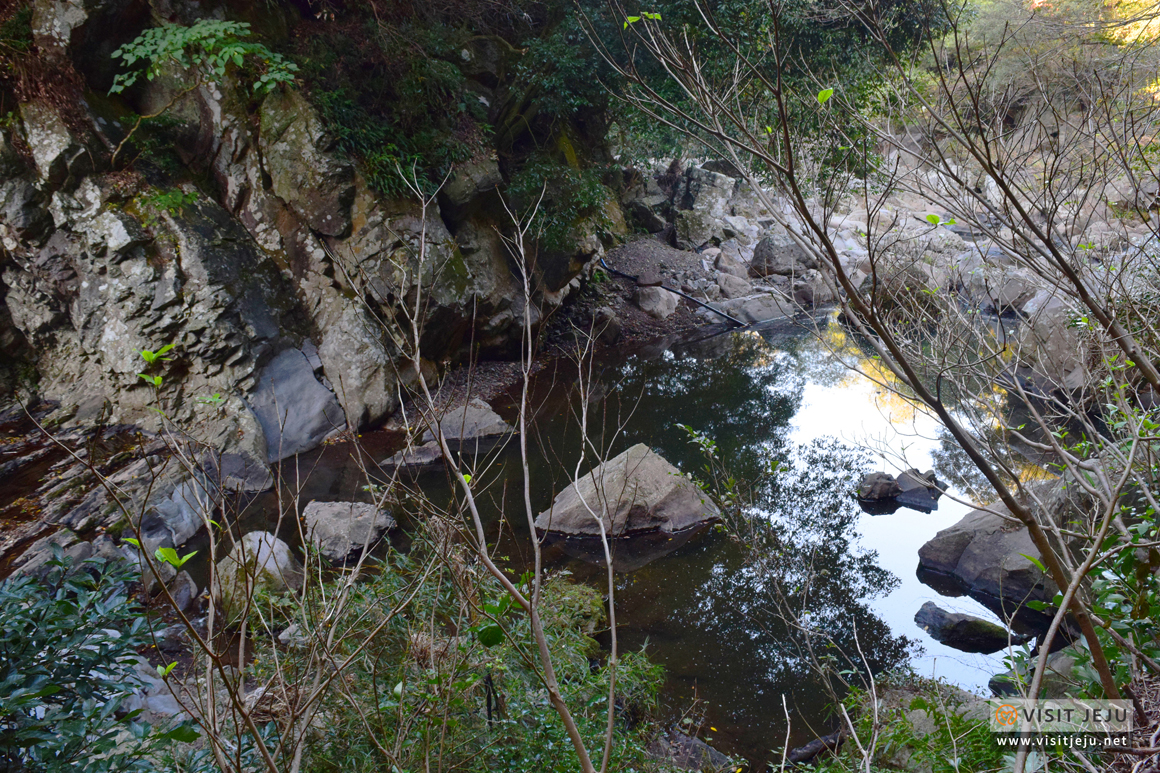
[787,729,845,764]
[542,523,711,573]
[302,501,395,563]
[748,234,817,278]
[914,601,1029,654]
[383,441,445,470]
[534,443,721,537]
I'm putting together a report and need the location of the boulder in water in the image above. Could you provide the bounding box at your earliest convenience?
[421,399,513,453]
[856,468,942,514]
[535,444,721,537]
[302,501,396,563]
[914,601,1030,654]
[858,471,902,500]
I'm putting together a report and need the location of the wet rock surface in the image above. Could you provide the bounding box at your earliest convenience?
[857,468,943,514]
[420,398,513,453]
[917,500,1058,626]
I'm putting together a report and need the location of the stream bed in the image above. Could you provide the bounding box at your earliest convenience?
[272,313,1011,767]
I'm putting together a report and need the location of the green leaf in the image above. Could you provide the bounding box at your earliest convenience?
[160,725,200,743]
[477,625,504,647]
[462,473,472,484]
[155,547,197,568]
[817,88,834,104]
[393,681,404,697]
[123,538,141,548]
[156,662,177,677]
[926,214,941,225]
[1026,600,1049,611]
[1020,553,1047,573]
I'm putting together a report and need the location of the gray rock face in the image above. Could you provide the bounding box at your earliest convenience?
[634,286,679,319]
[168,571,200,613]
[259,90,355,236]
[680,166,736,220]
[302,501,396,563]
[438,155,503,224]
[749,234,817,277]
[213,532,304,617]
[917,502,1058,623]
[674,209,721,251]
[914,601,1028,654]
[140,476,216,549]
[249,349,346,463]
[421,398,513,452]
[535,443,722,537]
[1013,289,1089,392]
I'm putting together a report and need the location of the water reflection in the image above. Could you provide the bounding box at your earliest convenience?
[488,320,917,766]
[268,315,1003,767]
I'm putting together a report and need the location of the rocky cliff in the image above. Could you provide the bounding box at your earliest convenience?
[0,0,626,574]
[0,0,625,451]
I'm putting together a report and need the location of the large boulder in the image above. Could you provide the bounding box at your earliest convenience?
[715,272,752,299]
[302,501,395,563]
[213,532,304,617]
[680,165,736,220]
[1013,289,1089,392]
[749,234,817,278]
[698,292,794,325]
[914,601,1029,654]
[535,443,722,537]
[249,348,346,463]
[917,501,1058,625]
[634,286,679,319]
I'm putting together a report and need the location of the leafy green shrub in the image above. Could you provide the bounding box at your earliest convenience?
[110,19,297,96]
[0,5,33,55]
[0,549,198,771]
[506,157,615,253]
[295,16,487,197]
[246,531,663,773]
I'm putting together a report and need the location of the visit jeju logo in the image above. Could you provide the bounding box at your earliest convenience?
[995,704,1019,727]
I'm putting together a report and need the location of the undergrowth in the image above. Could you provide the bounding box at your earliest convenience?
[245,531,666,773]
